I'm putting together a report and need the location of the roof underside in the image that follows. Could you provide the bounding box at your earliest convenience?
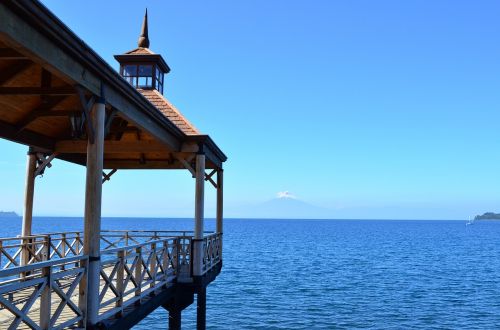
[0,0,226,170]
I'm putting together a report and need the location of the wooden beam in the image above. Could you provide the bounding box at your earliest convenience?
[102,160,179,170]
[15,96,67,132]
[28,110,78,117]
[0,86,75,95]
[0,48,27,59]
[0,60,31,85]
[109,126,139,134]
[55,140,170,153]
[175,156,196,177]
[0,119,54,151]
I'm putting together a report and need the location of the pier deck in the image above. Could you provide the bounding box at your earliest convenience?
[0,231,221,329]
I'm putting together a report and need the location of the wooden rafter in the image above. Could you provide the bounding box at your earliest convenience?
[0,60,31,85]
[0,86,75,95]
[0,48,27,59]
[15,96,67,133]
[113,118,129,141]
[55,140,169,153]
[0,119,54,151]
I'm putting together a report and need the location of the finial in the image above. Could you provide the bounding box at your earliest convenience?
[138,9,150,48]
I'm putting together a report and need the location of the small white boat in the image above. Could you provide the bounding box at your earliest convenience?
[466,217,475,226]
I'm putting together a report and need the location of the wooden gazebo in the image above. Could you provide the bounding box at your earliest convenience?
[0,1,226,329]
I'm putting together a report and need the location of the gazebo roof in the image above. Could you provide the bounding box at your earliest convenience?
[138,89,200,135]
[0,0,226,170]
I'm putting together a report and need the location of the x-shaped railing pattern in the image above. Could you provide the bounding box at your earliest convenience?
[202,233,222,274]
[0,256,88,329]
[0,236,49,270]
[96,237,179,321]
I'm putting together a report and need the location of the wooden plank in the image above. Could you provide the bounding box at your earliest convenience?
[0,86,75,95]
[0,119,54,151]
[0,48,27,59]
[101,160,218,170]
[15,96,67,132]
[55,140,169,154]
[0,60,31,85]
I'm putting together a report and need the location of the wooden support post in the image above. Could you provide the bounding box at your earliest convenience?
[216,169,223,234]
[78,258,88,328]
[216,169,223,261]
[150,242,157,288]
[81,97,105,327]
[21,151,36,266]
[169,308,181,330]
[162,241,169,279]
[196,287,206,330]
[40,265,52,329]
[116,250,125,316]
[193,152,205,276]
[135,246,142,303]
[195,153,205,240]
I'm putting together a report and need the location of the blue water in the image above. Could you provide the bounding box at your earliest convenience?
[2,217,500,329]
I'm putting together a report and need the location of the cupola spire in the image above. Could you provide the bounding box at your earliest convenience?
[138,9,150,48]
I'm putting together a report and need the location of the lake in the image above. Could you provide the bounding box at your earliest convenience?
[2,217,500,329]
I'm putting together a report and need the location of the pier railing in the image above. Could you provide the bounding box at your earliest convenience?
[0,255,88,329]
[0,231,221,328]
[0,230,210,270]
[202,233,222,275]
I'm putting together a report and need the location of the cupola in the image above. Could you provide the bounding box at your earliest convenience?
[114,9,170,94]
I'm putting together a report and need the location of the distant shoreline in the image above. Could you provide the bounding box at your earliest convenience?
[0,211,19,218]
[474,212,500,220]
[0,215,488,221]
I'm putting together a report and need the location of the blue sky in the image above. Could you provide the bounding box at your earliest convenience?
[1,0,500,219]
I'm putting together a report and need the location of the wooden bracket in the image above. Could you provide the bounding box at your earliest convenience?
[34,152,58,177]
[175,154,196,177]
[104,108,117,137]
[102,169,117,184]
[75,85,96,144]
[205,169,218,189]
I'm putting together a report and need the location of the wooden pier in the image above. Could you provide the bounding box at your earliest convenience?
[0,1,226,329]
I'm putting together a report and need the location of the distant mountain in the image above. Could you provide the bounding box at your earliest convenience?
[232,196,334,219]
[0,211,19,218]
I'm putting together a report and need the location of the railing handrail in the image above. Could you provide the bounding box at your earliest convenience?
[0,255,88,277]
[0,229,215,240]
[101,237,177,254]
